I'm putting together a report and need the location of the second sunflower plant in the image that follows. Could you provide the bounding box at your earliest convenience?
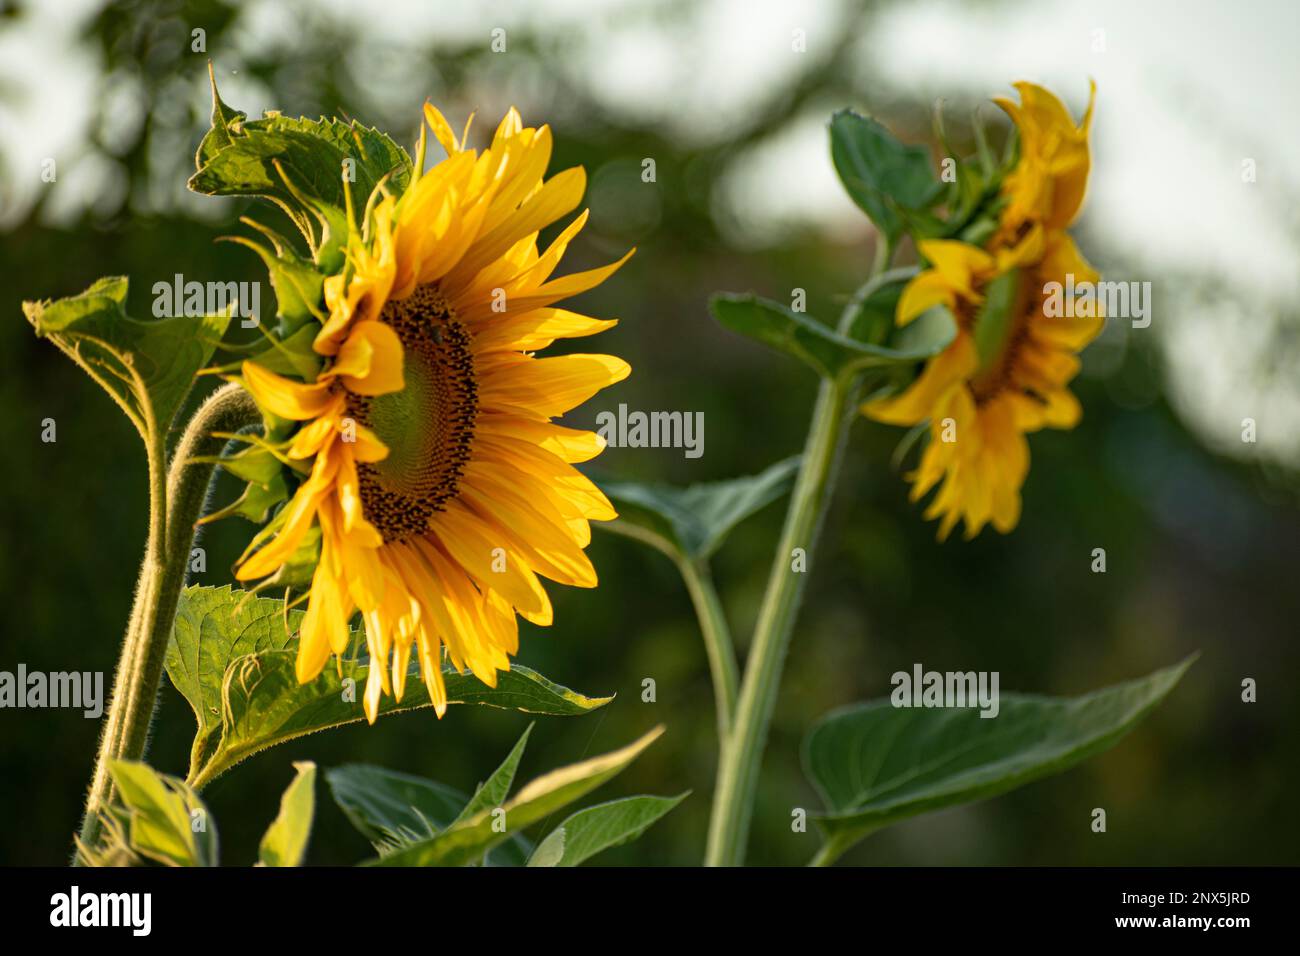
[26,70,1191,868]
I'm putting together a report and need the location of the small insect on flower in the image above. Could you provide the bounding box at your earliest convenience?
[234,106,632,721]
[864,82,1101,540]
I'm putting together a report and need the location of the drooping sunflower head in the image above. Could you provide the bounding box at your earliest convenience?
[234,105,631,721]
[865,222,1103,540]
[994,80,1096,239]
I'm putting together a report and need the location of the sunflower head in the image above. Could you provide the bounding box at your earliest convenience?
[230,105,631,722]
[864,81,1102,540]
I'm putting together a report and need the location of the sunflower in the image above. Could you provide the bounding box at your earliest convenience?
[864,81,1101,540]
[233,106,631,721]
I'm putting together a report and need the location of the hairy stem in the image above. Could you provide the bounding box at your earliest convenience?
[75,383,258,860]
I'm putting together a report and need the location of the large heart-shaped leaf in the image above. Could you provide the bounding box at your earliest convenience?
[372,726,665,867]
[598,456,800,561]
[526,793,688,867]
[22,276,233,447]
[167,586,612,788]
[709,293,953,381]
[803,656,1196,864]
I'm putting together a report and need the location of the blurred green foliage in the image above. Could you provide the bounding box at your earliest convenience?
[1,0,1297,866]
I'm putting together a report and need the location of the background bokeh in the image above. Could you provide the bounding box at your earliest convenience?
[2,0,1297,866]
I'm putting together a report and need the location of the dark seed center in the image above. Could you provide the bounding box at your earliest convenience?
[344,284,477,543]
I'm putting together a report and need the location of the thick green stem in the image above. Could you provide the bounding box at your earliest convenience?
[703,239,893,867]
[705,374,858,866]
[677,557,738,744]
[75,384,258,860]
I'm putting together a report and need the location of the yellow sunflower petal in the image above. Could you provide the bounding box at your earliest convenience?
[478,353,630,419]
[863,333,978,426]
[335,320,405,396]
[241,361,335,420]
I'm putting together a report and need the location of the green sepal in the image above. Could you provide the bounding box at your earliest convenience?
[201,471,290,525]
[221,233,326,339]
[971,268,1022,372]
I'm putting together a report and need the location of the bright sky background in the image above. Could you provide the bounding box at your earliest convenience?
[2,0,1296,465]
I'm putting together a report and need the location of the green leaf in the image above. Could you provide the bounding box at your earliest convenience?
[372,726,665,867]
[195,63,247,170]
[803,656,1197,864]
[830,109,943,245]
[107,760,218,867]
[325,764,529,866]
[598,456,800,561]
[450,725,533,827]
[709,293,953,380]
[257,761,316,867]
[221,233,326,340]
[22,276,233,447]
[527,793,688,867]
[167,586,612,787]
[190,74,412,268]
[218,653,608,785]
[326,764,467,846]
